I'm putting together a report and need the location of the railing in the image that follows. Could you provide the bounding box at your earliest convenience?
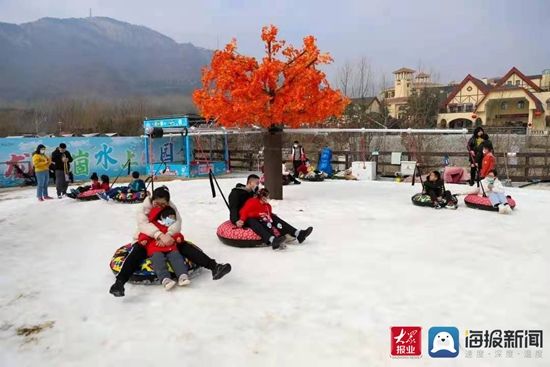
[3,149,550,185]
[221,149,550,182]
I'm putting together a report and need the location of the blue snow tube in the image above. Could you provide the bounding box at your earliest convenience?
[317,147,333,176]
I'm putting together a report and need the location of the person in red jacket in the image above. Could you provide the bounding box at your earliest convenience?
[137,206,190,290]
[479,143,496,179]
[99,174,110,191]
[239,188,313,250]
[90,172,101,190]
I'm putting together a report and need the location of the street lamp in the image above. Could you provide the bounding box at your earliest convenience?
[58,121,63,136]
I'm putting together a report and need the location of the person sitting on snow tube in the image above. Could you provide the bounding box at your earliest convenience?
[238,188,287,250]
[137,206,191,290]
[282,161,301,185]
[227,175,314,249]
[99,171,146,201]
[479,142,496,180]
[477,170,512,214]
[298,159,325,181]
[422,171,458,209]
[67,172,101,198]
[109,186,232,297]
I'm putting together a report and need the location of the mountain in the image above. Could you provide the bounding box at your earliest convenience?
[0,17,213,103]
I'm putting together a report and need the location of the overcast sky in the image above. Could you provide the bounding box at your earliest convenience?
[1,0,549,87]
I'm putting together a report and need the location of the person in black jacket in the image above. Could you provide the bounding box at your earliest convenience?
[467,127,491,185]
[51,143,73,198]
[228,174,313,248]
[423,171,457,209]
[228,174,259,225]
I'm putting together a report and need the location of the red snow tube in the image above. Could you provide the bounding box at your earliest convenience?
[216,220,280,248]
[464,194,516,211]
[76,189,105,201]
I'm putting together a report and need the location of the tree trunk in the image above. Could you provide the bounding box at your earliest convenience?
[263,126,283,200]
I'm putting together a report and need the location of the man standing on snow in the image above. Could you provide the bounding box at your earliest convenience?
[290,141,306,176]
[51,143,73,198]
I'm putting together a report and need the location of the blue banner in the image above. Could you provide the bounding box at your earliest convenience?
[0,137,147,187]
[0,136,226,187]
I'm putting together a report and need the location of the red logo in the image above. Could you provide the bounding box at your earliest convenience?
[390,326,422,358]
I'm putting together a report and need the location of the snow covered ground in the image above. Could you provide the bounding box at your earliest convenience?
[0,177,548,367]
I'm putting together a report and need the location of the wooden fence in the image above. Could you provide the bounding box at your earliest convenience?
[222,149,550,182]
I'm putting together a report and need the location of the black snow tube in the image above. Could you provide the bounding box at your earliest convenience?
[411,193,434,207]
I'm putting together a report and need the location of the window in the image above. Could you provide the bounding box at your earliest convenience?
[457,105,464,112]
[407,83,410,87]
[515,80,521,86]
[501,102,508,110]
[449,105,457,113]
[507,81,513,86]
[465,104,474,112]
[517,100,525,109]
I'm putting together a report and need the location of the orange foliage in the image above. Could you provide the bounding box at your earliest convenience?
[193,25,349,128]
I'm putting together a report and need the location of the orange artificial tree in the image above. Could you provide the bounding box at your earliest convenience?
[193,25,348,199]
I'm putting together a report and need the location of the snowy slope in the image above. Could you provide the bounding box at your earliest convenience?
[0,178,548,367]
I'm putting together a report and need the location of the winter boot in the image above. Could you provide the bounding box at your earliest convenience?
[162,278,177,291]
[212,263,232,280]
[271,236,286,250]
[178,274,191,286]
[297,227,313,244]
[109,280,125,297]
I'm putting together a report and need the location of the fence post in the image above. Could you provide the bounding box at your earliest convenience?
[524,155,529,180]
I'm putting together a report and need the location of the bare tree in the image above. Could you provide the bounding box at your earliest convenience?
[336,61,353,97]
[351,57,372,99]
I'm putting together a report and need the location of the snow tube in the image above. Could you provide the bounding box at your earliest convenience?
[111,191,147,204]
[216,220,281,248]
[411,193,434,207]
[302,174,325,182]
[67,185,91,199]
[109,243,201,284]
[76,188,105,201]
[217,220,265,247]
[464,194,516,211]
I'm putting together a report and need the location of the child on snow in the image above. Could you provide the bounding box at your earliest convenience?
[479,170,512,214]
[479,142,496,179]
[239,188,286,249]
[68,172,101,198]
[90,172,101,190]
[128,171,146,192]
[100,171,146,201]
[422,171,458,209]
[99,175,110,191]
[137,206,191,289]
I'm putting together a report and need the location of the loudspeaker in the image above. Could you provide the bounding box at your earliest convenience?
[148,127,163,139]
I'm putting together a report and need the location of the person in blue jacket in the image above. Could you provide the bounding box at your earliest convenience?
[99,171,146,201]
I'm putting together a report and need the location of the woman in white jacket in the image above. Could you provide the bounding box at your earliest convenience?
[479,169,512,214]
[110,186,232,297]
